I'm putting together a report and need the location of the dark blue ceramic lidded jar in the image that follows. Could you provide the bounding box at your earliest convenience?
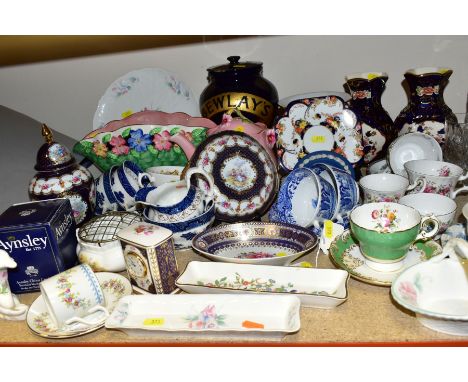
[394,67,457,145]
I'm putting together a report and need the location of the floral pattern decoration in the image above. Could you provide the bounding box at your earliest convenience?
[235,251,286,259]
[185,304,226,329]
[371,205,400,233]
[56,269,91,309]
[197,272,299,293]
[422,181,451,196]
[101,278,127,296]
[438,166,451,177]
[0,271,9,294]
[153,130,173,151]
[398,281,418,304]
[134,224,157,236]
[128,129,152,153]
[109,135,130,155]
[33,312,53,333]
[93,141,108,158]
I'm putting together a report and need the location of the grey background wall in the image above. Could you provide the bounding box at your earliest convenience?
[0,35,467,140]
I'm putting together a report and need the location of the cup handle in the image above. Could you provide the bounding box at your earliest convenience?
[415,214,439,241]
[451,185,468,198]
[185,167,215,198]
[459,172,468,182]
[64,305,110,327]
[406,177,425,193]
[137,172,152,188]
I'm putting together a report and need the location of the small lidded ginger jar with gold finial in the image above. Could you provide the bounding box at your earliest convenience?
[28,124,95,225]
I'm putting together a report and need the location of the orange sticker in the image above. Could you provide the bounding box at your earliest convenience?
[242,320,264,329]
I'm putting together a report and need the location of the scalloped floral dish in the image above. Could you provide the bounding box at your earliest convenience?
[191,222,318,266]
[26,272,132,339]
[74,110,216,172]
[105,294,300,339]
[275,95,363,173]
[329,230,442,286]
[176,261,349,308]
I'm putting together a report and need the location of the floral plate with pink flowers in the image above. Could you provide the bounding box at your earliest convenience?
[93,68,199,130]
[74,110,216,172]
[26,273,132,339]
[329,230,441,286]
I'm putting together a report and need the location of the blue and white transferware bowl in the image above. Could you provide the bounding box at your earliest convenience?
[269,167,336,228]
[294,150,355,178]
[311,164,359,220]
[192,221,318,266]
[143,204,215,250]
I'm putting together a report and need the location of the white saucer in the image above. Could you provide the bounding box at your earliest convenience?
[388,132,442,177]
[27,272,132,339]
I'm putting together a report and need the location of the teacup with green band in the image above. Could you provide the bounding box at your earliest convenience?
[350,202,439,272]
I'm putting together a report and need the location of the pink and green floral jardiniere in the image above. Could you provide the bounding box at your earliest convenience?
[350,202,439,264]
[74,110,215,172]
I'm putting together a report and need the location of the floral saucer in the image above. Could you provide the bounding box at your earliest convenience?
[294,150,355,178]
[189,131,279,222]
[275,95,363,173]
[329,230,442,286]
[26,272,132,339]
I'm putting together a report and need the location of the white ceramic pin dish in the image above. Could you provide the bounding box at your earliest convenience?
[105,294,301,339]
[388,132,442,177]
[391,249,468,336]
[176,261,349,308]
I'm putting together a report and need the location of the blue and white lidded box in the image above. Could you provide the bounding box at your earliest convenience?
[0,199,78,294]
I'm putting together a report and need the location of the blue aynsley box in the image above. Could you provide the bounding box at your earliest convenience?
[0,199,78,294]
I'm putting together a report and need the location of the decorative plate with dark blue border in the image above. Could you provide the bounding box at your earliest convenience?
[189,131,279,222]
[294,150,355,178]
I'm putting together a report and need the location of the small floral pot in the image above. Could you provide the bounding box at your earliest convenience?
[404,159,468,199]
[39,264,108,328]
[350,202,439,271]
[359,173,410,203]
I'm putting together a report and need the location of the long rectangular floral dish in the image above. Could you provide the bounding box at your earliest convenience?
[176,261,349,308]
[73,110,216,172]
[105,294,300,340]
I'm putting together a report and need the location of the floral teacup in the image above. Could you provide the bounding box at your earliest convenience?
[399,193,457,237]
[39,264,109,328]
[359,173,411,203]
[404,159,468,199]
[350,202,439,272]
